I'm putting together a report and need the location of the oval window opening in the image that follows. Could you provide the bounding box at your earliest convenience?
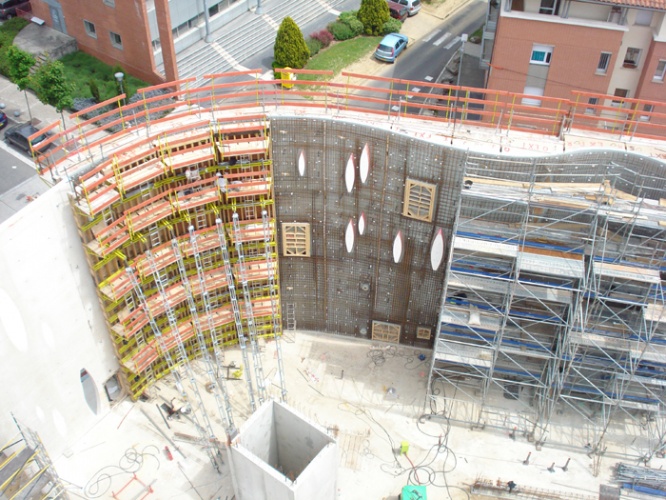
[345,153,355,193]
[393,231,404,264]
[80,369,99,414]
[430,228,445,271]
[345,219,355,253]
[297,150,306,177]
[360,143,370,184]
[358,212,366,236]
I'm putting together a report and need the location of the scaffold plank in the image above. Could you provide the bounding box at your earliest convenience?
[592,261,661,284]
[519,252,584,278]
[453,236,518,257]
[435,342,493,367]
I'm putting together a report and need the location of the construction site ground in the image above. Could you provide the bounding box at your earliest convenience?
[52,330,648,500]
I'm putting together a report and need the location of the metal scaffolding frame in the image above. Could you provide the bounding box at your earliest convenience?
[262,209,287,402]
[215,218,257,412]
[127,259,223,472]
[426,156,666,463]
[173,235,236,436]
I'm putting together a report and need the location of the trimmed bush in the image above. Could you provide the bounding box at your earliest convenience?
[328,21,354,41]
[358,0,390,36]
[88,79,101,103]
[310,29,334,48]
[306,37,323,57]
[274,17,310,69]
[338,10,358,24]
[345,18,364,37]
[383,18,403,35]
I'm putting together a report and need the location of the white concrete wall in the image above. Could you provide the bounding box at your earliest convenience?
[0,183,119,457]
[228,445,294,500]
[236,396,278,465]
[274,402,331,477]
[294,442,338,500]
[607,11,656,97]
[229,401,338,500]
[565,2,610,23]
[655,12,666,40]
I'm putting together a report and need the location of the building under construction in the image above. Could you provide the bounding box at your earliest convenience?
[1,70,666,499]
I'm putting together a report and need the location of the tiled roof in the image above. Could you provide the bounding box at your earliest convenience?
[594,0,666,10]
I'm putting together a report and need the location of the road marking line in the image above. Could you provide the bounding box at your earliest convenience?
[314,0,340,15]
[425,76,433,81]
[262,14,280,30]
[422,29,441,42]
[433,32,452,47]
[444,36,461,50]
[211,42,252,72]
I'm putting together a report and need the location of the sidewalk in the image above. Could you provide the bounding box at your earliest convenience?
[0,75,76,131]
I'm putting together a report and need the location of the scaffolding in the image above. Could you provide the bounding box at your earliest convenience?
[0,417,66,499]
[70,115,285,428]
[426,156,666,462]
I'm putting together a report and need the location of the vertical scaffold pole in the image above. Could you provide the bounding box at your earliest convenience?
[216,218,257,412]
[262,210,287,402]
[173,235,236,436]
[131,256,223,473]
[232,212,267,404]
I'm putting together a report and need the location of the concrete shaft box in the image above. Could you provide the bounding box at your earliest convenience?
[228,400,338,500]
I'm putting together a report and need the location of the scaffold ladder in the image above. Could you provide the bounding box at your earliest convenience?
[262,210,287,402]
[215,218,257,412]
[185,228,236,434]
[127,260,222,473]
[233,212,267,405]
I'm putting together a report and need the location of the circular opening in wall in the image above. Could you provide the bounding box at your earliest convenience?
[80,369,99,415]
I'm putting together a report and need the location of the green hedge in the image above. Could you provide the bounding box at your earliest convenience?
[328,21,355,41]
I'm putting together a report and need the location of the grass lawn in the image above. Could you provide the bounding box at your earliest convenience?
[300,35,382,81]
[59,51,150,102]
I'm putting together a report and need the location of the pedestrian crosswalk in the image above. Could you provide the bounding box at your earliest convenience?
[422,29,463,50]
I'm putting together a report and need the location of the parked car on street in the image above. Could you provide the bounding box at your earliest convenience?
[4,123,50,153]
[387,1,409,21]
[395,0,421,16]
[0,111,7,130]
[374,33,409,63]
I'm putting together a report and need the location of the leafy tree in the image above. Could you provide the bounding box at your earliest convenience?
[34,61,73,112]
[358,0,389,36]
[6,46,36,120]
[34,61,74,128]
[7,46,34,89]
[273,17,309,70]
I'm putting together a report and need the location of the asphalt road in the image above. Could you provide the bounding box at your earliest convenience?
[352,1,487,114]
[0,133,36,195]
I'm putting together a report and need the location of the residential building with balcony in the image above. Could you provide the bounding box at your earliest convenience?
[482,0,666,127]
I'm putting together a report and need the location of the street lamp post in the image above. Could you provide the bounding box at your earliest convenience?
[114,71,126,106]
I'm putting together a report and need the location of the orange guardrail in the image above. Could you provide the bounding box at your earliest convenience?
[33,70,666,178]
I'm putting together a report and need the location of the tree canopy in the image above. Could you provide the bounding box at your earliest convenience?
[273,17,309,70]
[358,0,390,36]
[6,46,35,91]
[34,61,73,113]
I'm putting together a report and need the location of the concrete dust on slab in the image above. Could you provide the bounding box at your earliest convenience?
[52,330,643,499]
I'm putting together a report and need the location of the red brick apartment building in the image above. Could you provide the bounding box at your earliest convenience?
[29,0,250,85]
[30,0,177,84]
[482,0,666,126]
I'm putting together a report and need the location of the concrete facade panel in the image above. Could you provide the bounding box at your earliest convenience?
[0,183,119,457]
